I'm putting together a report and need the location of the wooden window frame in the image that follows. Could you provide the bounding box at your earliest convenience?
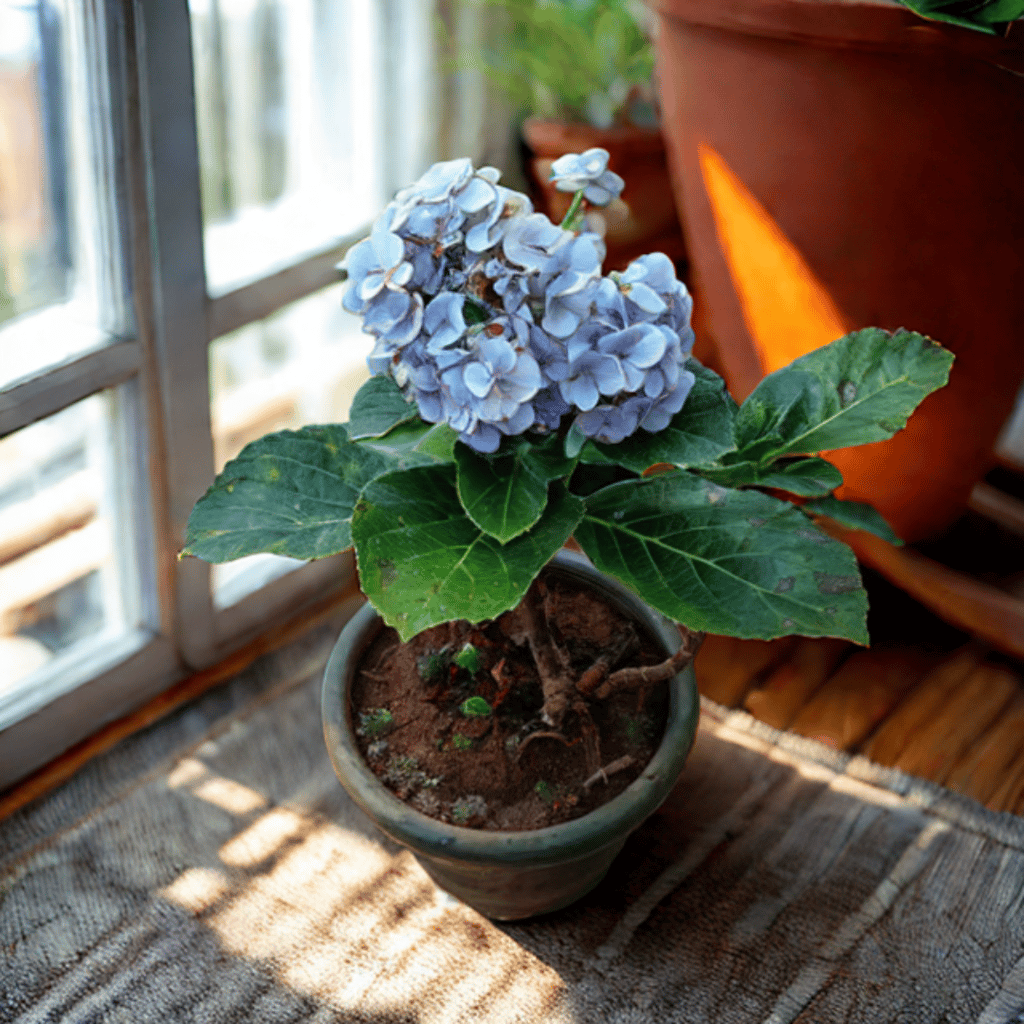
[0,0,412,790]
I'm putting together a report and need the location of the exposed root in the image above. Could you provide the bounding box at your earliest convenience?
[593,628,704,700]
[583,755,636,792]
[575,625,640,697]
[514,729,570,763]
[517,580,578,728]
[541,583,573,674]
[571,695,601,774]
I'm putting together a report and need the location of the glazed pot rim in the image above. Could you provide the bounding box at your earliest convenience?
[646,0,1024,72]
[322,550,700,869]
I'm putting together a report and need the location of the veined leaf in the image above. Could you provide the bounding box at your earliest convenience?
[588,359,738,473]
[699,456,843,497]
[574,471,868,643]
[733,328,953,463]
[352,466,584,640]
[803,495,904,545]
[348,375,420,439]
[182,425,397,562]
[455,443,550,543]
[454,434,578,544]
[357,418,460,470]
[518,430,579,482]
[414,423,459,461]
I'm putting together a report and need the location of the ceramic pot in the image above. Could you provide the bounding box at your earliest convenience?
[321,550,700,920]
[521,117,688,273]
[648,0,1024,541]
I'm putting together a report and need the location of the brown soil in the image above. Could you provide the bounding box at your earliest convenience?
[351,572,670,831]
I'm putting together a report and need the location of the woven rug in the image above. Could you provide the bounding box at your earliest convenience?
[4,620,1024,1024]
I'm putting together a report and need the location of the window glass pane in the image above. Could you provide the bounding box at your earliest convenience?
[208,282,371,606]
[0,1,70,326]
[0,390,135,708]
[190,0,389,293]
[0,0,122,391]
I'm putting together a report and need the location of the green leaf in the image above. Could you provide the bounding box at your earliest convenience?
[352,466,585,641]
[699,456,843,497]
[732,328,953,463]
[803,495,904,546]
[454,643,482,673]
[574,471,868,643]
[182,425,398,563]
[460,696,492,717]
[455,443,550,543]
[565,421,587,459]
[358,418,436,457]
[588,359,738,473]
[357,708,394,738]
[518,430,579,481]
[893,0,1023,33]
[347,375,420,439]
[454,434,575,544]
[414,423,459,461]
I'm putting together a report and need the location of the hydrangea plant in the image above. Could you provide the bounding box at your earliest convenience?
[183,150,952,675]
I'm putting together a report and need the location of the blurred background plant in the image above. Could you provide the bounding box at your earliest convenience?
[446,0,658,130]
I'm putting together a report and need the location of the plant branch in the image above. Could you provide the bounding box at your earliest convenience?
[593,628,704,700]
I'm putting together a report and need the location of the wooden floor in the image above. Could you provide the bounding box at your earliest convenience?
[694,631,1024,815]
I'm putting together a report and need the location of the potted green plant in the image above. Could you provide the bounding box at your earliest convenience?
[182,152,951,918]
[451,0,685,270]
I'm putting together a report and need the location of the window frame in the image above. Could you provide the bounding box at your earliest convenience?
[0,0,416,790]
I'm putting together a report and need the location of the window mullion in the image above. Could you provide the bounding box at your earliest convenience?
[133,0,217,667]
[0,335,140,435]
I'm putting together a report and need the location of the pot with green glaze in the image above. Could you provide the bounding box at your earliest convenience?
[321,550,700,921]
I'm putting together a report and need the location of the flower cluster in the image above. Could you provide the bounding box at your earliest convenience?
[342,150,695,452]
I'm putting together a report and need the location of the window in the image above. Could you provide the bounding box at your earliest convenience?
[0,0,451,790]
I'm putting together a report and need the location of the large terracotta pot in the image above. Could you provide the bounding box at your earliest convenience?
[648,0,1024,541]
[522,117,687,272]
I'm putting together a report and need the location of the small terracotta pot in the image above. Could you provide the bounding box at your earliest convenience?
[648,0,1024,541]
[321,550,700,921]
[521,117,688,272]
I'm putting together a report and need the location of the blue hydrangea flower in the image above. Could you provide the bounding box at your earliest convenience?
[444,326,542,452]
[362,286,423,343]
[465,186,533,254]
[390,159,474,226]
[549,148,625,206]
[639,369,696,433]
[502,214,566,273]
[540,232,604,338]
[554,321,625,411]
[596,323,668,393]
[341,212,413,314]
[343,156,698,451]
[423,292,467,355]
[575,394,651,445]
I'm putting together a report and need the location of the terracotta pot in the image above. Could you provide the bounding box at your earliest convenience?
[521,117,688,272]
[321,550,700,921]
[648,0,1024,541]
